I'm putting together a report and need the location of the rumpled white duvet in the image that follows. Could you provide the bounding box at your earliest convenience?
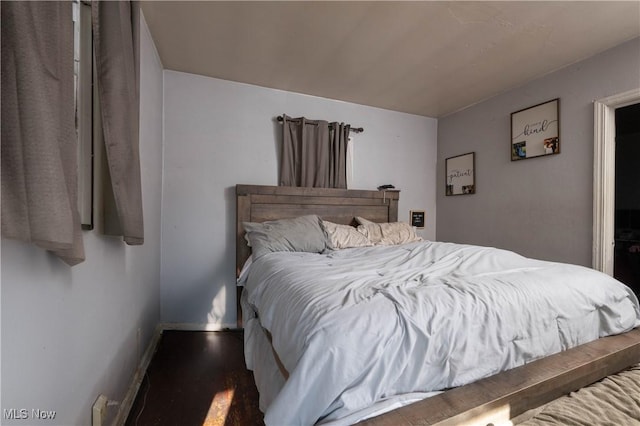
[240,241,640,426]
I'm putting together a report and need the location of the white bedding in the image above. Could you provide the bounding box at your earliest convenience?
[240,241,640,426]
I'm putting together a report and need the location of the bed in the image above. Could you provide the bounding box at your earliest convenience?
[236,184,640,426]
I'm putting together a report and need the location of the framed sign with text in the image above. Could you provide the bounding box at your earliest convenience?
[511,98,560,161]
[446,152,475,196]
[410,210,425,228]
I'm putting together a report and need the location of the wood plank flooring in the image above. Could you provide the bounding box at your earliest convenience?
[126,330,264,426]
[127,328,640,426]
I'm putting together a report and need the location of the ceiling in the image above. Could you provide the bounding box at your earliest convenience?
[140,1,640,118]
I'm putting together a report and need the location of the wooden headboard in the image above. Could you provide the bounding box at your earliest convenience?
[236,184,399,276]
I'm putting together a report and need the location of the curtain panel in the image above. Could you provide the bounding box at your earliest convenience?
[92,0,144,245]
[279,115,349,189]
[1,1,85,265]
[329,122,350,189]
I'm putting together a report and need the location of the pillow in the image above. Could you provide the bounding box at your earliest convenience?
[243,215,329,260]
[355,217,384,244]
[322,220,373,249]
[355,217,422,246]
[378,222,423,245]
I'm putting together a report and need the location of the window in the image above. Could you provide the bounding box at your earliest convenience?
[73,0,94,230]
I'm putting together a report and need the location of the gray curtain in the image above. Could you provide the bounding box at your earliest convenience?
[1,1,85,265]
[329,122,350,189]
[279,115,349,188]
[92,0,144,245]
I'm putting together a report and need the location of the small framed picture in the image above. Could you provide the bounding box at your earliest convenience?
[511,98,560,161]
[410,210,425,228]
[445,152,475,196]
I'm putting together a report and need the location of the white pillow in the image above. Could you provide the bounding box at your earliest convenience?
[322,220,373,249]
[354,217,384,244]
[355,217,422,246]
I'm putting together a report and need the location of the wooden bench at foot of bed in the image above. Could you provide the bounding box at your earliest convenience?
[360,327,640,426]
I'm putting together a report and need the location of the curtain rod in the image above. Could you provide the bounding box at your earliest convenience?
[276,115,364,133]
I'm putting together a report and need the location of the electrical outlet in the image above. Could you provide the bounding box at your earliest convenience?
[92,394,108,426]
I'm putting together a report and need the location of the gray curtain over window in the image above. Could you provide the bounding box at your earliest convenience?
[92,0,144,245]
[279,115,349,188]
[1,1,85,265]
[329,122,350,189]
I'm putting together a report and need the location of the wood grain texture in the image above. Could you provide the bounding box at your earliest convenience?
[235,184,399,273]
[359,327,640,426]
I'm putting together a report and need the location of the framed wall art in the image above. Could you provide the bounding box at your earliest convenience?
[511,98,560,161]
[445,152,475,196]
[410,210,425,228]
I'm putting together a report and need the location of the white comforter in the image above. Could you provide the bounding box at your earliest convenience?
[241,241,640,426]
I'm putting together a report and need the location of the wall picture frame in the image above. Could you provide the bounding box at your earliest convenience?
[410,210,425,228]
[445,152,475,196]
[511,98,560,161]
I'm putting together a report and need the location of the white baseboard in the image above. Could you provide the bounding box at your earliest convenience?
[113,324,163,426]
[161,322,240,331]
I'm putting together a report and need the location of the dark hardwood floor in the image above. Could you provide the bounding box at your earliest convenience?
[126,330,264,426]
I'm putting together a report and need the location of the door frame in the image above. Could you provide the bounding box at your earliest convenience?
[593,88,640,275]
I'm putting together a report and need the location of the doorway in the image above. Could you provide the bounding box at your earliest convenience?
[614,103,640,294]
[593,88,640,278]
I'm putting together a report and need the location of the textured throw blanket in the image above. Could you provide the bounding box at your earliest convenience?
[519,364,640,425]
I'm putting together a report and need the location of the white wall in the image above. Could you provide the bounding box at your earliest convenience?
[0,14,163,425]
[437,37,640,267]
[161,71,438,326]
